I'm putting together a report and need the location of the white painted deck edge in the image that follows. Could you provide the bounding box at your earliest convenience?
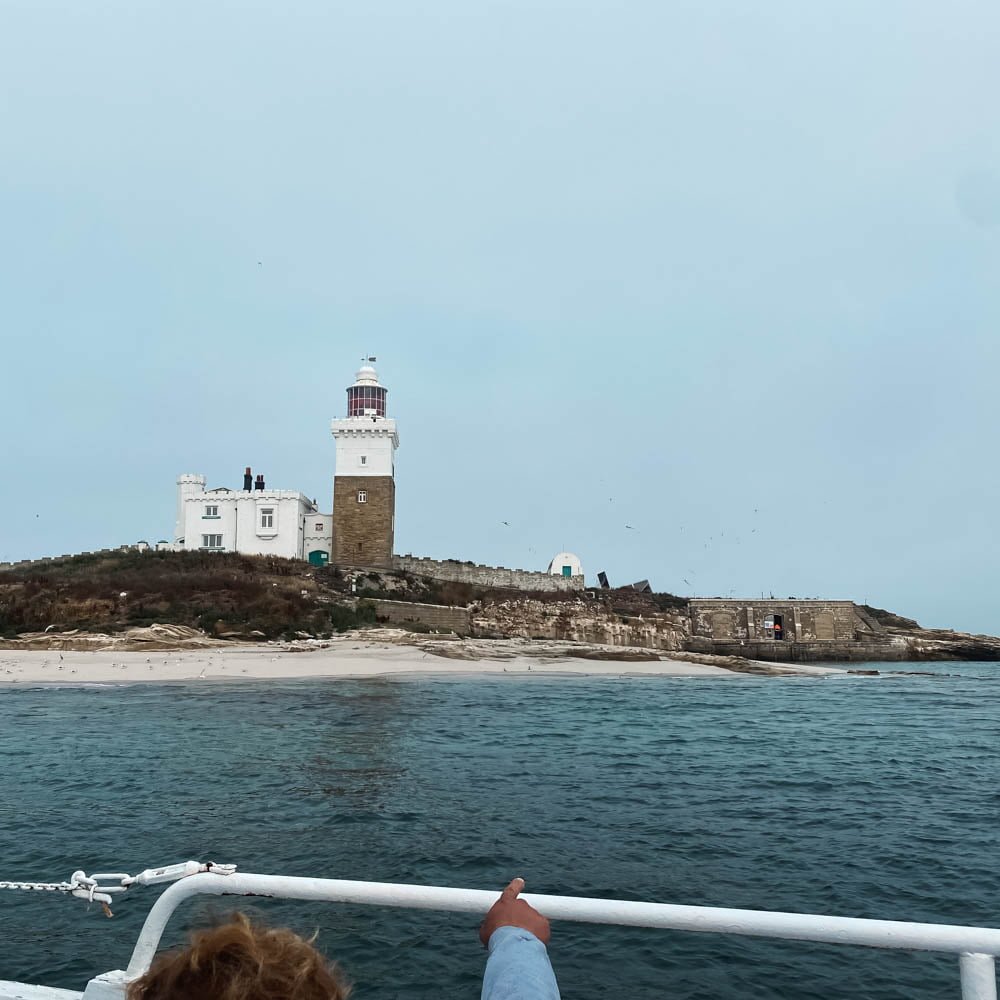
[0,980,82,1000]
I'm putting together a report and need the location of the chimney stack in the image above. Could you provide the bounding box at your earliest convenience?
[243,467,253,491]
[255,474,265,491]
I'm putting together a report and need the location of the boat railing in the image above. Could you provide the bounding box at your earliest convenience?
[77,872,998,1000]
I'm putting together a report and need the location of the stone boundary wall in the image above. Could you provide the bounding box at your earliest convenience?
[392,555,584,592]
[686,637,903,663]
[0,547,129,572]
[368,599,471,634]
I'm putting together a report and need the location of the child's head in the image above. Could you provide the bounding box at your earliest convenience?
[127,913,349,1000]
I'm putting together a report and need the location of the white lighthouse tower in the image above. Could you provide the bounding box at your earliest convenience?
[330,361,399,567]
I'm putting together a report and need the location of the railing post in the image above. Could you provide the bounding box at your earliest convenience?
[961,953,997,1000]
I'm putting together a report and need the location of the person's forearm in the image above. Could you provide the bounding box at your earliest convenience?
[481,926,561,1000]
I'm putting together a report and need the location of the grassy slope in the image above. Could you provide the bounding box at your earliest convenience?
[0,550,352,639]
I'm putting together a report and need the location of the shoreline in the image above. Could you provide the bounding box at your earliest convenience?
[0,641,841,686]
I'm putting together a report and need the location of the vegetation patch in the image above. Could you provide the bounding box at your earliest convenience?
[0,550,334,640]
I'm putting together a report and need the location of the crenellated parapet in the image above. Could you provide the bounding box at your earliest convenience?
[392,554,584,592]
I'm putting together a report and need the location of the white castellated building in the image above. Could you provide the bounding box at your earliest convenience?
[173,470,326,563]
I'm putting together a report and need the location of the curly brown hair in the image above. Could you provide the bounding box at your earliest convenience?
[126,913,350,1000]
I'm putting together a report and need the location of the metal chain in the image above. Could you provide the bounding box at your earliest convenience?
[0,880,76,892]
[0,861,236,916]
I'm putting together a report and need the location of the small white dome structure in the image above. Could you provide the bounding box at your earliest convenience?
[548,552,583,580]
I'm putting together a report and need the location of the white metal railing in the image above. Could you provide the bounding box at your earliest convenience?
[103,873,1000,999]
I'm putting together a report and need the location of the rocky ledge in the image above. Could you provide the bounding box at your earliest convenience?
[891,626,1000,661]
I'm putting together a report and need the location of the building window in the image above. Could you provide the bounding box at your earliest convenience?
[260,508,274,529]
[315,522,324,531]
[360,455,367,465]
[357,490,367,503]
[201,534,223,549]
[204,505,219,518]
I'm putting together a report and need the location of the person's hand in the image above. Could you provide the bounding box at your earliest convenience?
[479,877,551,946]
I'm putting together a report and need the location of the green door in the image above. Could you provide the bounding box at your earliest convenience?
[562,565,572,577]
[308,550,329,567]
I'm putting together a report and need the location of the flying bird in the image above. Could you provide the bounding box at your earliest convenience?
[501,521,510,526]
[625,524,636,530]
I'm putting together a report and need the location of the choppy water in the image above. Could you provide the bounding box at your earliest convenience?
[1,663,999,999]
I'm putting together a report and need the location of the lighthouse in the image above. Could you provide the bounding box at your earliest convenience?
[330,361,399,567]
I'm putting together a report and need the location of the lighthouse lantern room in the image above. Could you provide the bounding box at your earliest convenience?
[346,366,388,417]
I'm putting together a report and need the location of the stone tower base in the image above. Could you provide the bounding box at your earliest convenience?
[332,476,394,568]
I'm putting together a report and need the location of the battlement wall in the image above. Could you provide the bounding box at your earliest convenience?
[0,547,136,572]
[392,555,584,592]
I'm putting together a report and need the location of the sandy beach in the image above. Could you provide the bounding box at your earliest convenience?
[0,640,762,685]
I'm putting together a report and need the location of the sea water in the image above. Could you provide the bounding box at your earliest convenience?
[1,663,998,1000]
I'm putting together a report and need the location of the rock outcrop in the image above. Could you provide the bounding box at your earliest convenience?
[2,624,223,651]
[889,626,1000,661]
[471,598,687,651]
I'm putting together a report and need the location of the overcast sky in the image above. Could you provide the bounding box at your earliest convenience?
[1,1,998,632]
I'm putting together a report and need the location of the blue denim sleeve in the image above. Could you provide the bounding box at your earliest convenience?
[481,926,561,1000]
